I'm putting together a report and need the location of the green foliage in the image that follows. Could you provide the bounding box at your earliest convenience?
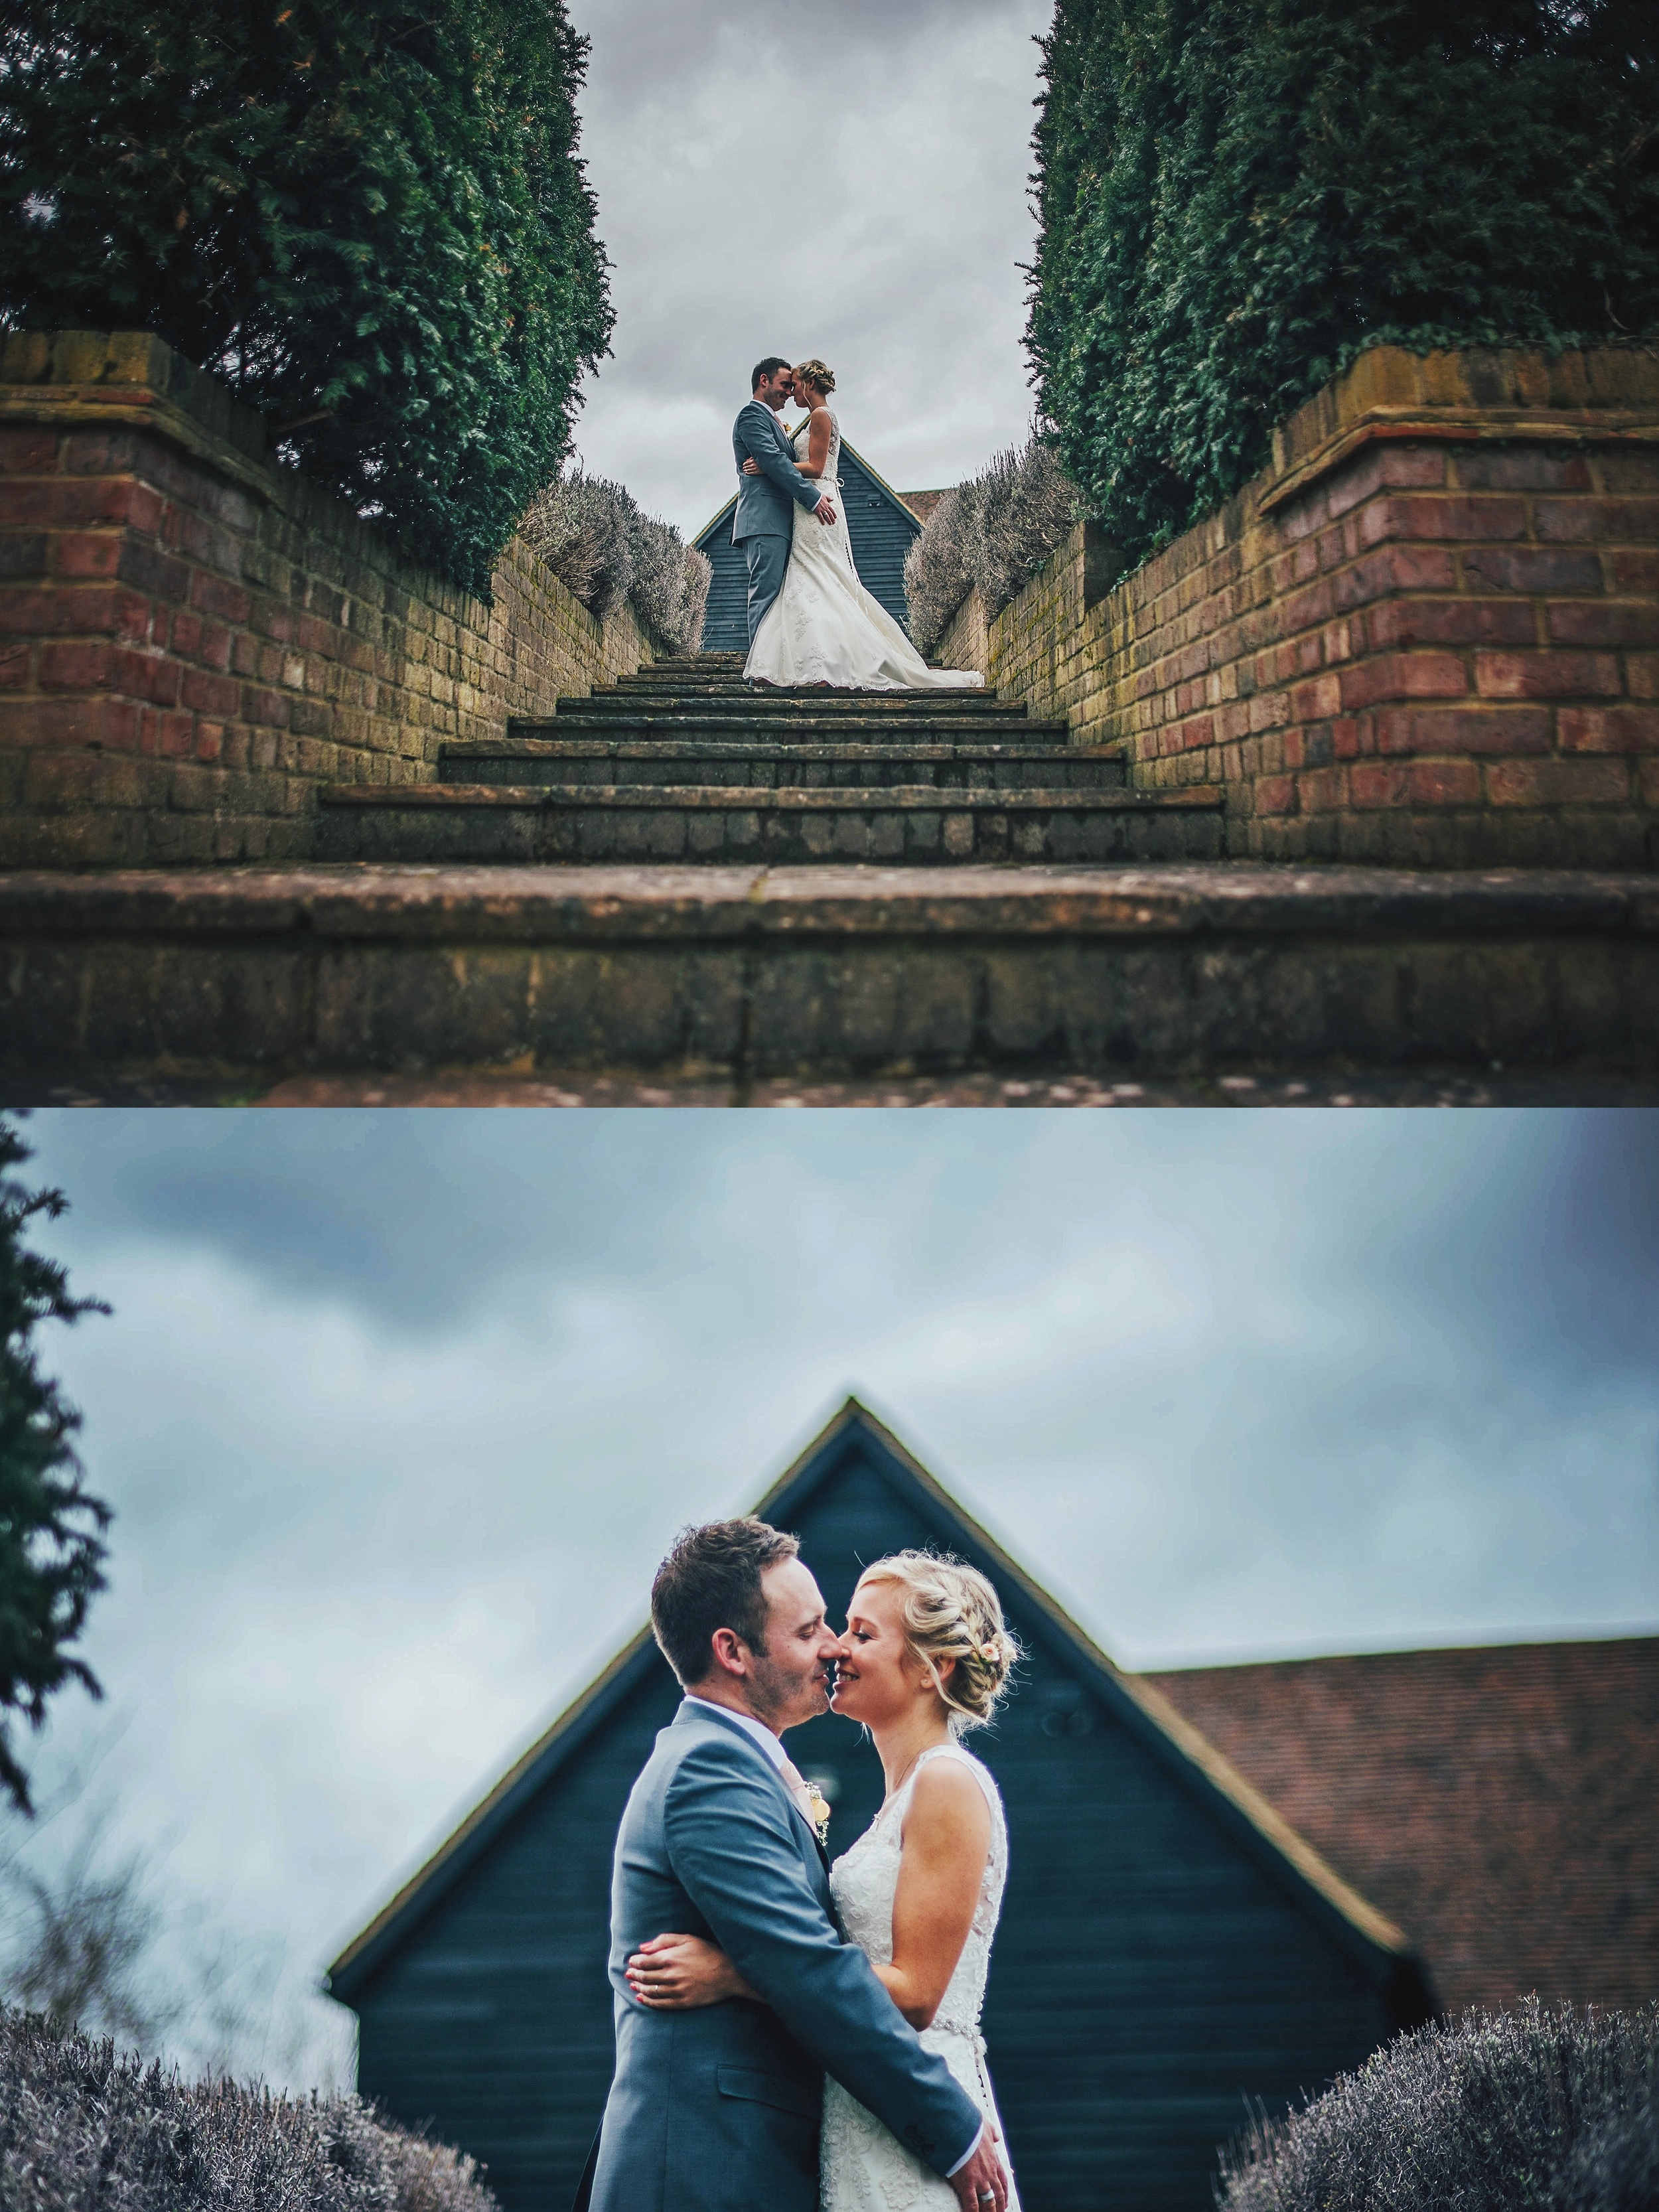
[1027,0,1659,565]
[0,0,614,597]
[0,1120,109,1818]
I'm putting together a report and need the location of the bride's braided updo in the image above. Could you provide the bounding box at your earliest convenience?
[793,358,835,396]
[857,1550,1019,1735]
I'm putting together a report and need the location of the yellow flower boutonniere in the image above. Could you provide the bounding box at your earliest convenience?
[806,1785,832,1847]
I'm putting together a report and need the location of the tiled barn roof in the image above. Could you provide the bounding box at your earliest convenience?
[1144,1635,1659,2014]
[898,488,948,524]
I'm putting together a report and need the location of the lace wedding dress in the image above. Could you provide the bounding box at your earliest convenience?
[744,413,983,691]
[822,1745,1022,2212]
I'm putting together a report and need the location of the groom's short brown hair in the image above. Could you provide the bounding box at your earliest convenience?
[751,356,792,391]
[652,1516,801,1685]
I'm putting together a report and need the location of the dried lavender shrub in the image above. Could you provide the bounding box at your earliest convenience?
[518,474,711,652]
[0,2005,498,2212]
[1215,2000,1659,2212]
[904,437,1083,656]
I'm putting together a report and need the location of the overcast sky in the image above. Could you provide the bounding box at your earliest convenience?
[5,1110,1656,2086]
[563,0,1055,538]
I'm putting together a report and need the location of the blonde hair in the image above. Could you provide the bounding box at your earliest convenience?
[793,358,836,397]
[856,1550,1019,1734]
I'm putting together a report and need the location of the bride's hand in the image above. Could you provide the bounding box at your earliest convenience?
[742,457,762,475]
[626,1932,755,2008]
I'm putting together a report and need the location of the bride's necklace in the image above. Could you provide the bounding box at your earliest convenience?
[881,1738,945,1807]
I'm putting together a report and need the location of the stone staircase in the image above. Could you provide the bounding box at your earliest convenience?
[5,654,1654,1096]
[316,654,1225,867]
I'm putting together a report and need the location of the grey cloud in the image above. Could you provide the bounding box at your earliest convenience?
[562,0,1053,534]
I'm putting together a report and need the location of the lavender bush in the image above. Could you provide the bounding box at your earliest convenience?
[519,472,711,652]
[1216,2001,1659,2212]
[904,436,1082,655]
[0,2004,496,2212]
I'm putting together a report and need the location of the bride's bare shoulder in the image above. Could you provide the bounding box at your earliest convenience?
[905,1753,992,1836]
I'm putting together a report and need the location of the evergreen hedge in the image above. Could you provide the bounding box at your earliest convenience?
[1027,0,1659,566]
[0,0,613,597]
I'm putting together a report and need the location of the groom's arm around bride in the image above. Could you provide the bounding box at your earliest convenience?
[578,1518,1007,2212]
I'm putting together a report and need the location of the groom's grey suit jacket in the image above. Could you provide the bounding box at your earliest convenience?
[583,1698,981,2212]
[731,401,824,544]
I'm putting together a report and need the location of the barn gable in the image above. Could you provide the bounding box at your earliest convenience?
[692,435,924,652]
[328,1402,1428,2212]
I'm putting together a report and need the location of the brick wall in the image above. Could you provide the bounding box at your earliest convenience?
[0,332,655,867]
[939,346,1659,867]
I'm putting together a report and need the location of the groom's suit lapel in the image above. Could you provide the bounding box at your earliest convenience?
[674,1700,829,1873]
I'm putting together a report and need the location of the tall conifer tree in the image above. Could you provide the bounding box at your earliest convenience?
[0,1120,110,1817]
[1027,0,1659,563]
[0,0,614,596]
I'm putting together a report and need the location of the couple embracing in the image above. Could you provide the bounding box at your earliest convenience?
[733,358,983,692]
[577,1516,1021,2212]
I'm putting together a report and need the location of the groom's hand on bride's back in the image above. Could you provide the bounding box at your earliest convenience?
[814,494,836,524]
[950,2127,1009,2212]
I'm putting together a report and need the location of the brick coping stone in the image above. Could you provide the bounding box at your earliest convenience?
[2,860,1654,939]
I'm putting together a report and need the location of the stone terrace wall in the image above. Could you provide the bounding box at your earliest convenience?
[936,347,1659,868]
[0,332,654,867]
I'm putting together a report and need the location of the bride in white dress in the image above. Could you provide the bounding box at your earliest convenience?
[626,1550,1023,2212]
[743,362,984,692]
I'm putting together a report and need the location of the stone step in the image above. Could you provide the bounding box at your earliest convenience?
[317,782,1223,867]
[442,741,1126,792]
[579,686,1023,714]
[516,713,1070,745]
[6,864,1653,1086]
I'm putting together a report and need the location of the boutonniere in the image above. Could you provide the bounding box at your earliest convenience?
[806,1785,832,1847]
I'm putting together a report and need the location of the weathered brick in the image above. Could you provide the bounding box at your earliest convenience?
[1350,759,1482,809]
[1374,705,1551,757]
[191,570,253,624]
[0,427,58,473]
[1486,757,1630,806]
[180,666,240,717]
[1546,599,1659,647]
[40,640,180,704]
[1453,447,1593,492]
[1463,546,1603,595]
[0,534,48,579]
[1557,706,1659,755]
[1359,492,1528,545]
[1536,498,1659,544]
[1366,597,1534,649]
[0,585,125,636]
[1339,652,1468,710]
[1475,649,1623,700]
[8,694,143,754]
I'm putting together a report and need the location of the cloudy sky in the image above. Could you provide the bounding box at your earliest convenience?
[5,1110,1657,2085]
[563,0,1054,537]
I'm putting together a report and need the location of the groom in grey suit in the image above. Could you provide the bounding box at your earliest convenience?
[732,358,838,646]
[576,1518,1009,2212]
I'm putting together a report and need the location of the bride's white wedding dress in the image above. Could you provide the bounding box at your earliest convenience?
[745,413,983,691]
[822,1745,1022,2212]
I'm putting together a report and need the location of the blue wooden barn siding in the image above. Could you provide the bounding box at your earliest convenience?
[693,438,922,653]
[341,1423,1413,2212]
